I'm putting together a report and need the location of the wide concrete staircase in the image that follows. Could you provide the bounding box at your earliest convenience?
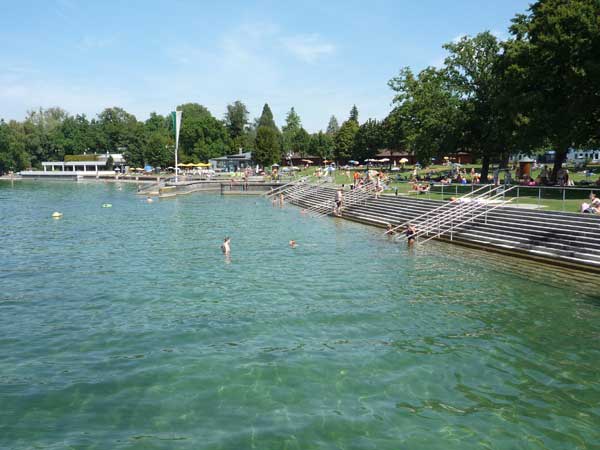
[286,186,600,272]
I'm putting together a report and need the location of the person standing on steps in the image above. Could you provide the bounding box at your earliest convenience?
[334,189,344,216]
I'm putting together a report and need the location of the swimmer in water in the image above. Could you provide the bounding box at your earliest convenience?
[221,237,231,255]
[146,197,154,203]
[289,240,297,248]
[385,223,396,235]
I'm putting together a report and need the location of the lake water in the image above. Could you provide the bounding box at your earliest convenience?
[1,180,599,449]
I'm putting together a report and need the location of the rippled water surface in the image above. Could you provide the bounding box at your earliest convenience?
[1,181,599,450]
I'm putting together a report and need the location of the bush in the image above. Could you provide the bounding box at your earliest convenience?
[64,154,98,162]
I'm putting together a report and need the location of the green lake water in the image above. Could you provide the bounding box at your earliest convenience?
[1,180,599,450]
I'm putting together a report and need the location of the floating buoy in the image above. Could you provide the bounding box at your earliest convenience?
[52,212,63,219]
[102,203,112,208]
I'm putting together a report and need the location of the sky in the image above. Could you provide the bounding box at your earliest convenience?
[0,0,532,132]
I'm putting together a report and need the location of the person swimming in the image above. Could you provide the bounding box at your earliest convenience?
[221,237,231,255]
[385,223,396,235]
[146,197,154,203]
[289,240,297,248]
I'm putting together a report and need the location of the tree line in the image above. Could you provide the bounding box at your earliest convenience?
[1,0,599,181]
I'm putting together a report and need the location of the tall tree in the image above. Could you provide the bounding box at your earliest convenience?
[334,120,359,162]
[255,103,281,165]
[224,100,249,148]
[381,107,407,164]
[326,115,340,136]
[254,126,281,166]
[257,103,278,130]
[0,120,30,173]
[291,127,311,157]
[282,107,302,155]
[353,119,383,162]
[177,103,232,162]
[443,32,508,180]
[388,67,462,164]
[96,107,144,165]
[501,0,600,181]
[309,131,334,159]
[349,105,359,123]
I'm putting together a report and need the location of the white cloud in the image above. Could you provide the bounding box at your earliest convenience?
[282,34,335,63]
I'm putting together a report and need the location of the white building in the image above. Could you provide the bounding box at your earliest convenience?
[567,149,600,164]
[41,153,125,173]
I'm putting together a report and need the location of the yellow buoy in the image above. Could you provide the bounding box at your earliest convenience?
[52,212,63,219]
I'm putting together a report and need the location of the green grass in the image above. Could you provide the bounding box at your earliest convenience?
[290,165,598,213]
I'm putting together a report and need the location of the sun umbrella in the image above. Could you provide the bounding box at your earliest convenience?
[380,158,390,162]
[399,158,409,164]
[301,159,313,163]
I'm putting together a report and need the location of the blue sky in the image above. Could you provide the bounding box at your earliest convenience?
[0,0,531,132]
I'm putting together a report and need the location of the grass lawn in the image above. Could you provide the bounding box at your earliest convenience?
[290,165,597,213]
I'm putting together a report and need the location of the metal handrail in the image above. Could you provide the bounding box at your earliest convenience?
[413,186,513,237]
[414,186,516,238]
[386,184,496,235]
[415,186,518,242]
[306,181,377,217]
[264,176,308,197]
[285,179,329,203]
[420,196,516,244]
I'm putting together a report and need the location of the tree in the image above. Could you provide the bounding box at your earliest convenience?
[501,0,600,181]
[282,107,302,154]
[353,119,383,162]
[257,103,278,130]
[254,103,281,166]
[349,105,359,123]
[309,131,334,159]
[224,100,249,148]
[326,115,340,136]
[96,107,144,164]
[381,108,407,165]
[176,103,231,162]
[334,120,359,162]
[388,67,463,164]
[143,132,172,167]
[291,127,311,157]
[0,120,30,173]
[254,126,281,166]
[443,31,508,180]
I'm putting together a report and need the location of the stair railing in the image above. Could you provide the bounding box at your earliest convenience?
[413,186,518,242]
[386,184,500,236]
[264,176,309,197]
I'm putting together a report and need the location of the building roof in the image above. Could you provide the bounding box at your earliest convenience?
[209,152,252,161]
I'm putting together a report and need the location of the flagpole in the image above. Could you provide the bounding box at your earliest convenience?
[172,110,182,183]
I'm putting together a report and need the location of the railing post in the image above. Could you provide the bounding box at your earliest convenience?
[538,188,541,208]
[562,188,566,211]
[516,187,520,206]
